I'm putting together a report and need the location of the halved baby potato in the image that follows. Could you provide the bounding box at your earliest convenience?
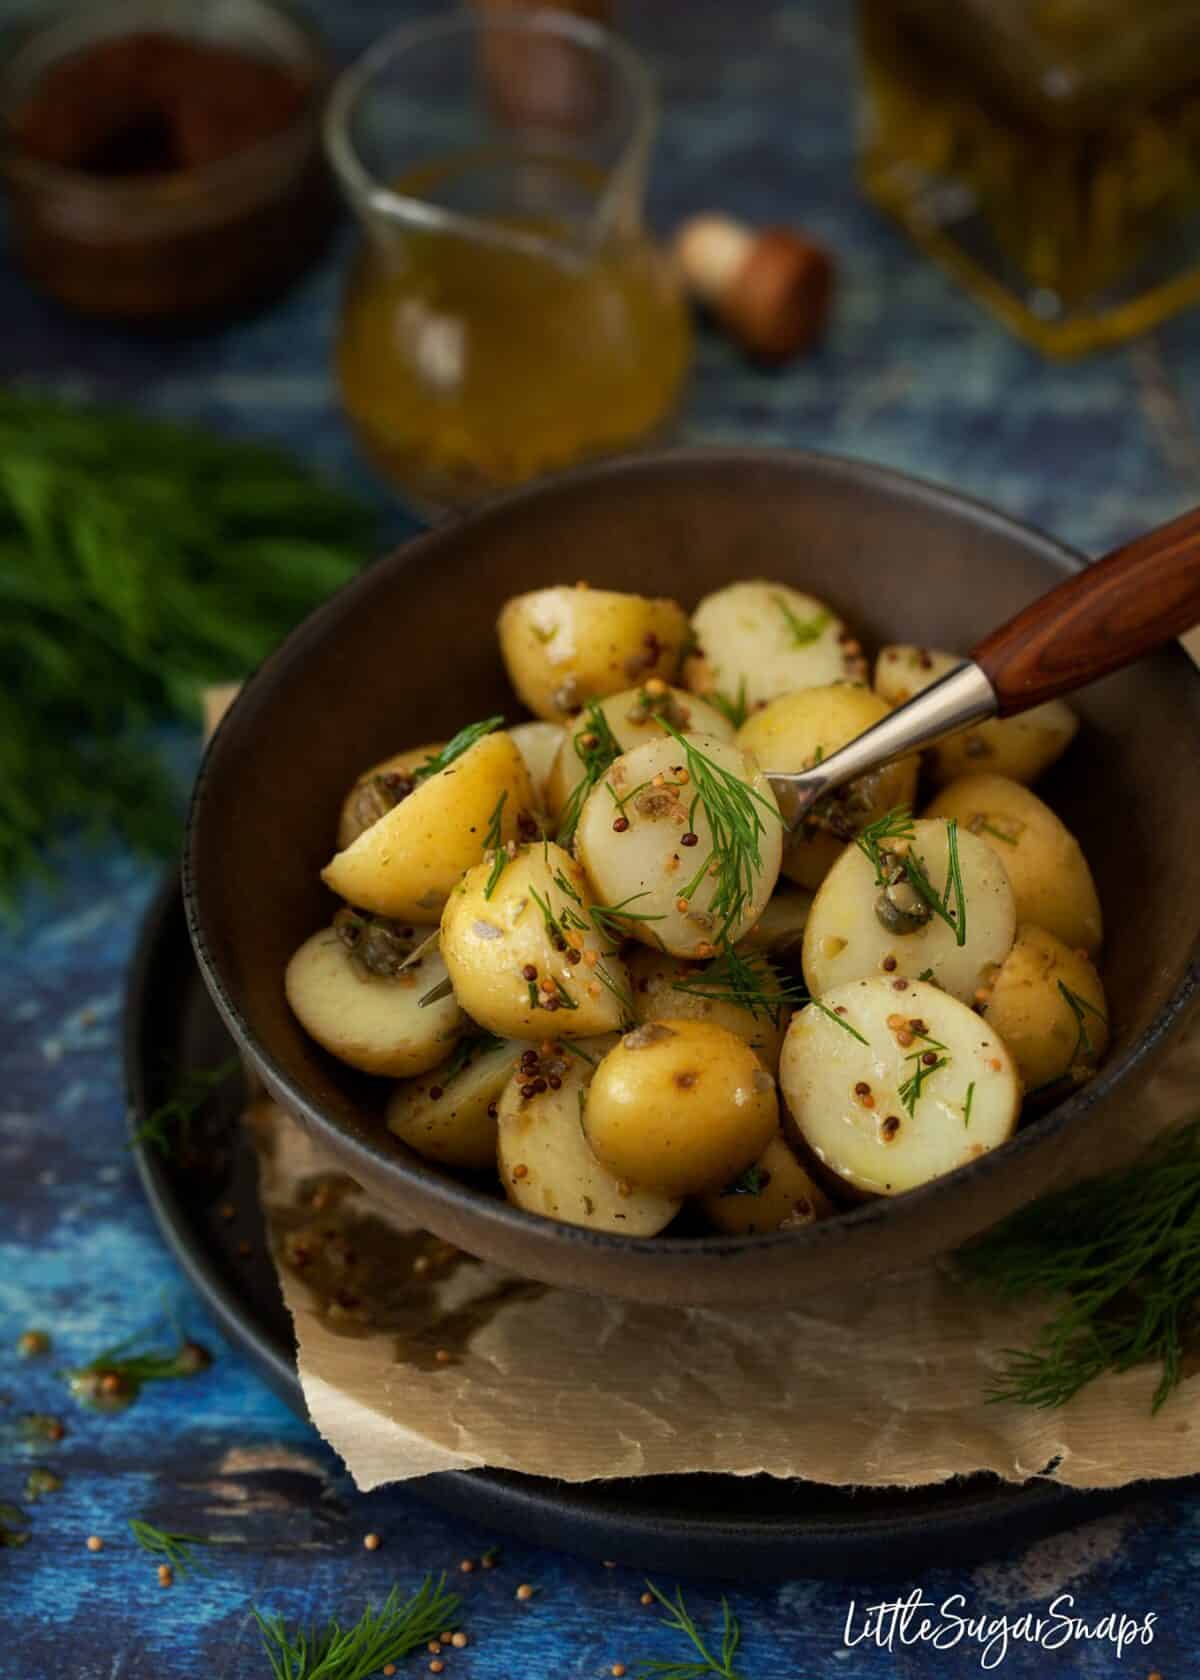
[498,585,689,722]
[440,841,630,1039]
[497,1039,681,1235]
[697,1132,834,1235]
[735,884,813,962]
[780,977,1020,1197]
[925,774,1103,956]
[544,683,734,823]
[285,921,463,1078]
[684,581,865,712]
[583,1019,778,1197]
[509,720,565,813]
[575,733,783,957]
[875,645,1078,787]
[737,685,919,890]
[627,946,790,1074]
[336,741,444,851]
[982,924,1109,1093]
[802,817,1016,1005]
[387,1033,526,1169]
[322,729,535,923]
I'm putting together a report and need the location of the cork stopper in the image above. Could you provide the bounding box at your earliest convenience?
[674,214,834,361]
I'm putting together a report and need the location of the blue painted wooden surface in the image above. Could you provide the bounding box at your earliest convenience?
[2,1,1199,1673]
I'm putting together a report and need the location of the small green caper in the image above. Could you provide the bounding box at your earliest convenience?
[875,873,932,936]
[345,771,414,844]
[334,909,414,978]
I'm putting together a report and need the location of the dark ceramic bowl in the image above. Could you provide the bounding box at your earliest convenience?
[185,449,1200,1306]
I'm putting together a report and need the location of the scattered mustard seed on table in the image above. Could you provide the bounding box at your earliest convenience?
[16,1330,50,1358]
[363,1532,381,1551]
[451,1633,468,1649]
[459,1558,475,1573]
[86,1535,103,1552]
[516,1582,535,1600]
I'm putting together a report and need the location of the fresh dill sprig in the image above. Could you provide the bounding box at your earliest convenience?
[132,1056,239,1157]
[810,1000,869,1046]
[128,1519,216,1578]
[856,807,967,948]
[898,1037,950,1118]
[1057,981,1107,1065]
[659,721,781,944]
[720,1164,770,1199]
[253,1575,461,1680]
[556,703,622,849]
[65,1326,211,1411]
[963,1081,975,1129]
[958,1118,1200,1413]
[414,716,504,784]
[855,806,917,884]
[771,594,830,648]
[977,819,1018,846]
[559,1040,597,1067]
[633,1582,744,1680]
[706,681,749,731]
[670,943,802,1026]
[439,1029,507,1085]
[482,792,509,900]
[0,390,374,911]
[589,893,666,944]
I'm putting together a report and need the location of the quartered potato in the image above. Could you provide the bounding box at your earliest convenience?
[874,645,1077,786]
[576,733,783,957]
[780,977,1020,1198]
[925,774,1103,955]
[802,817,1015,1005]
[322,729,535,923]
[584,1019,778,1197]
[337,741,443,850]
[684,580,865,712]
[735,884,813,963]
[738,685,919,889]
[440,841,630,1039]
[285,920,463,1078]
[387,1033,526,1169]
[983,924,1109,1093]
[627,946,789,1073]
[697,1133,834,1235]
[497,1040,681,1235]
[509,720,565,813]
[498,584,689,722]
[544,682,734,822]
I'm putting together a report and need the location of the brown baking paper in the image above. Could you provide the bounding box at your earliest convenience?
[203,684,1200,1493]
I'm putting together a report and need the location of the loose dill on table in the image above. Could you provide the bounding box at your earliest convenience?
[633,1582,745,1680]
[555,702,622,849]
[253,1575,462,1680]
[131,1056,240,1157]
[64,1326,212,1411]
[957,1117,1200,1412]
[0,390,375,910]
[129,1519,217,1578]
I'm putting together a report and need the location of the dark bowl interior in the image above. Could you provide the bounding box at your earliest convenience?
[185,449,1200,1305]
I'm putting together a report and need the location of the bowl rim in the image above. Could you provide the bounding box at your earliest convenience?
[184,444,1200,1261]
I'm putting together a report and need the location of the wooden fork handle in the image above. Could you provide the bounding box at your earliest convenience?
[971,505,1200,716]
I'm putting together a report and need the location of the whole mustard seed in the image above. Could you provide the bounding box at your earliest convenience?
[86,1535,104,1552]
[640,1591,654,1606]
[435,1349,453,1366]
[427,1641,442,1655]
[459,1557,476,1573]
[451,1632,468,1649]
[17,1329,50,1358]
[384,1667,397,1677]
[612,1666,627,1677]
[429,1661,444,1675]
[363,1532,382,1551]
[157,1564,173,1588]
[516,1582,535,1600]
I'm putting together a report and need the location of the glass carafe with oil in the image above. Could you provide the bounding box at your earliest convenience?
[324,12,690,512]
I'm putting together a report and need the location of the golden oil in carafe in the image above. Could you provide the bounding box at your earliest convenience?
[859,0,1200,353]
[336,151,691,508]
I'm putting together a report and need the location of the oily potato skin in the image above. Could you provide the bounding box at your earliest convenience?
[576,733,783,957]
[627,946,789,1074]
[285,927,463,1078]
[336,742,443,851]
[684,580,864,711]
[498,1040,681,1235]
[983,924,1109,1092]
[322,731,536,923]
[440,841,629,1039]
[802,818,1016,1005]
[544,684,734,822]
[738,686,919,890]
[386,1036,525,1169]
[697,1133,833,1235]
[925,774,1103,956]
[875,645,1078,787]
[780,977,1020,1198]
[498,586,688,722]
[584,1019,778,1196]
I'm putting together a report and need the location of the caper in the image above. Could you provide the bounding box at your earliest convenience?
[335,910,413,978]
[874,873,932,935]
[345,771,414,844]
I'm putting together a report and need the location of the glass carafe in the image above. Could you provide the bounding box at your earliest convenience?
[324,11,690,512]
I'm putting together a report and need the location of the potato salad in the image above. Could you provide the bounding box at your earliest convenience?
[286,581,1109,1236]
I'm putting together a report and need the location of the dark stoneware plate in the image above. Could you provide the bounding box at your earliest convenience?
[184,449,1200,1306]
[127,875,1165,1581]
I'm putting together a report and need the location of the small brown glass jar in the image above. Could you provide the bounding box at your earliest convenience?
[0,0,335,324]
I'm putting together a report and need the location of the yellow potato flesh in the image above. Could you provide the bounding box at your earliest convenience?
[321,731,536,923]
[584,1018,778,1196]
[697,1133,834,1234]
[386,1035,526,1169]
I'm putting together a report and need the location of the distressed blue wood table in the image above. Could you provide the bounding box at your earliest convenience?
[2,1,1199,1674]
